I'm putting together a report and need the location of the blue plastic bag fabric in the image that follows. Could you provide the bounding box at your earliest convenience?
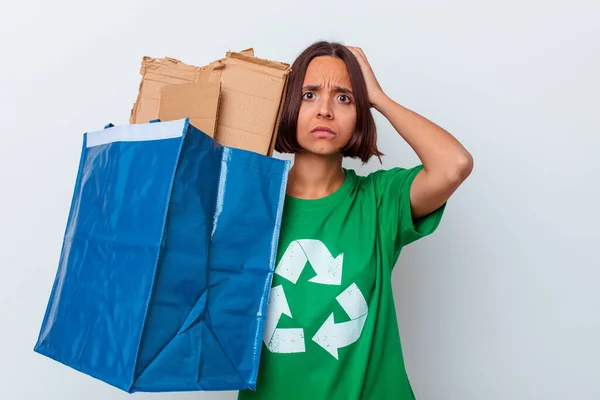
[34,118,290,392]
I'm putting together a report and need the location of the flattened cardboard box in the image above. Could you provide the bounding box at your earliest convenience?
[130,49,290,155]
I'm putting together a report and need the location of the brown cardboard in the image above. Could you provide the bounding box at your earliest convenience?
[129,49,256,126]
[130,49,290,156]
[129,57,203,125]
[197,51,290,155]
[268,69,290,156]
[158,82,221,138]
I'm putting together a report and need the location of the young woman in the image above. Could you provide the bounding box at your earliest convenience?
[239,41,473,400]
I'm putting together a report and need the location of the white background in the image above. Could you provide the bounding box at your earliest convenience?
[1,0,599,399]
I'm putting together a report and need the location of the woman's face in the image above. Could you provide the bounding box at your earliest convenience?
[296,56,357,157]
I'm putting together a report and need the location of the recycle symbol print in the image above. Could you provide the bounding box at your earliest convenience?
[263,239,369,360]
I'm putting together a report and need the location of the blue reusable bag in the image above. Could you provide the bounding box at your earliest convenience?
[34,118,290,392]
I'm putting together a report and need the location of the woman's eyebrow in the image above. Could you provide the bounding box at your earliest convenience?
[302,84,321,91]
[334,85,353,94]
[302,84,353,94]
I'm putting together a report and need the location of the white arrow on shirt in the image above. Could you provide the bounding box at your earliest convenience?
[312,283,368,359]
[263,285,305,353]
[275,239,343,286]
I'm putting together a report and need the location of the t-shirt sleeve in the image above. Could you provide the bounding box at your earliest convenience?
[372,165,446,256]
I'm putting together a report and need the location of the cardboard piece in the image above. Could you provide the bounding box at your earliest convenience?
[130,49,290,155]
[130,57,203,126]
[205,52,290,155]
[158,82,221,138]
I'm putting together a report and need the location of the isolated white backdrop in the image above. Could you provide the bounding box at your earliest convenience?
[1,0,599,399]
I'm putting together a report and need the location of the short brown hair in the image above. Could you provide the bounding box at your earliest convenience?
[275,41,382,163]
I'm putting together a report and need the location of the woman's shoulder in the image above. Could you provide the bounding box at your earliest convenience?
[347,165,425,205]
[348,165,422,186]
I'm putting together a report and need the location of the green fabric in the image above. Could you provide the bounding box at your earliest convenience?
[239,166,445,400]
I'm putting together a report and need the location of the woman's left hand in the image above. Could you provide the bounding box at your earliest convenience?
[347,46,387,108]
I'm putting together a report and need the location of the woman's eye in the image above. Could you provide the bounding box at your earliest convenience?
[302,92,314,100]
[339,94,351,103]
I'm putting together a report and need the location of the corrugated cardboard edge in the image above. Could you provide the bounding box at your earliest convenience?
[141,56,202,76]
[225,51,290,71]
[213,81,223,140]
[129,58,150,124]
[267,73,290,156]
[197,48,255,80]
[237,48,255,57]
[198,59,225,83]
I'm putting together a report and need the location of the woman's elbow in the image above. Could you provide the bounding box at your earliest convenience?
[448,151,474,185]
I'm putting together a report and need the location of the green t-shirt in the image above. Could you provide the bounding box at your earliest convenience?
[238,165,445,400]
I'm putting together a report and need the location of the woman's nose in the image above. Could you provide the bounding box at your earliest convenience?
[317,98,333,119]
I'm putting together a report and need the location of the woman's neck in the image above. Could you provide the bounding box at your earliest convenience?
[286,152,345,200]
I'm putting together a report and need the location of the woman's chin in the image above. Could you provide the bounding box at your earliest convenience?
[301,145,342,157]
[297,139,345,157]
